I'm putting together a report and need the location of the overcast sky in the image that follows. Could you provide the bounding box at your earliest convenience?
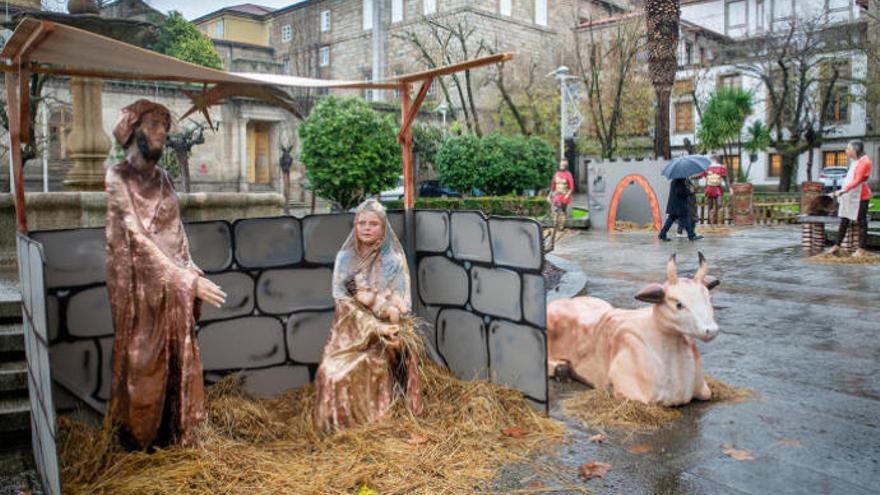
[148,0,301,20]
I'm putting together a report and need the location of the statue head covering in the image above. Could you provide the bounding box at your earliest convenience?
[332,199,410,310]
[113,99,173,147]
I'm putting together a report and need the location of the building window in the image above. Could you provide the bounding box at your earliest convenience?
[48,107,73,161]
[823,150,847,167]
[392,0,404,22]
[282,58,291,75]
[321,10,331,32]
[673,78,695,97]
[535,0,547,26]
[722,155,742,177]
[823,61,851,124]
[214,20,224,38]
[767,153,782,178]
[424,0,436,16]
[699,46,707,65]
[674,101,694,133]
[319,46,330,67]
[364,70,373,101]
[771,0,795,31]
[281,24,292,42]
[718,73,742,89]
[826,0,852,20]
[756,0,765,31]
[363,0,373,30]
[684,41,693,65]
[725,0,747,37]
[500,0,512,16]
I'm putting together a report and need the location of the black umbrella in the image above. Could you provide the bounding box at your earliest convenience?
[662,155,712,180]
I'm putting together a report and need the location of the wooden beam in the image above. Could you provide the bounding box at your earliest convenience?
[396,52,513,83]
[400,83,415,210]
[15,21,55,63]
[6,71,28,233]
[16,68,30,145]
[397,78,432,144]
[0,18,42,60]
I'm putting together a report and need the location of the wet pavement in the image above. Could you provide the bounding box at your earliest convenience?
[503,226,880,494]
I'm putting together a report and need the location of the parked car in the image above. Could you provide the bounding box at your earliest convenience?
[378,176,404,201]
[419,180,461,198]
[819,167,848,193]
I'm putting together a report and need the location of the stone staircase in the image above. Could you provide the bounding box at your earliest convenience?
[0,293,29,447]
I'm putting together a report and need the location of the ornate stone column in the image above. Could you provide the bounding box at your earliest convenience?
[63,78,112,191]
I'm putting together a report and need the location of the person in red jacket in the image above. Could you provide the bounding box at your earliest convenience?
[548,160,575,229]
[830,140,872,257]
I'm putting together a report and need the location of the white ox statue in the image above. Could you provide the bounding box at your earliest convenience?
[547,253,720,405]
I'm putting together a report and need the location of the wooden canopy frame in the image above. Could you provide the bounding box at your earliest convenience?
[1,16,512,236]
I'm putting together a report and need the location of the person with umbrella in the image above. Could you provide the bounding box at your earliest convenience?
[659,155,709,242]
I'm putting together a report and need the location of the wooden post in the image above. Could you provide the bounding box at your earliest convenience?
[399,82,417,306]
[6,70,28,233]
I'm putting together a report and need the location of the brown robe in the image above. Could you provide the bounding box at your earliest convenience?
[105,160,204,449]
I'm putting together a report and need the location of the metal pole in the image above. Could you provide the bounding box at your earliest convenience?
[41,102,48,192]
[559,76,565,160]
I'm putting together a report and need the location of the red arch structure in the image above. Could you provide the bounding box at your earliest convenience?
[607,174,662,231]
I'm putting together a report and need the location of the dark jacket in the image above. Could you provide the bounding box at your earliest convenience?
[666,178,690,217]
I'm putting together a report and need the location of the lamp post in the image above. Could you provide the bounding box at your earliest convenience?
[436,102,448,130]
[547,66,582,161]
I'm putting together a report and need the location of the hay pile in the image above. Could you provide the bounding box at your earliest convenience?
[699,226,734,236]
[807,251,880,264]
[561,376,753,430]
[58,364,565,495]
[614,221,657,232]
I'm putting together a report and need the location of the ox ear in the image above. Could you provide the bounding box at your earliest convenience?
[703,275,720,291]
[696,251,708,284]
[635,283,666,304]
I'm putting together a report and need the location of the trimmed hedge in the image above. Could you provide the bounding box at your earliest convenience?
[382,196,550,217]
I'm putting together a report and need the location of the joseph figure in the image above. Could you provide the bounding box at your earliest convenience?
[105,100,226,449]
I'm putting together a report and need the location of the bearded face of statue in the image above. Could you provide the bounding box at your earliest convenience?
[134,109,169,163]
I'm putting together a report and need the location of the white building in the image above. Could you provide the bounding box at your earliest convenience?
[672,0,878,187]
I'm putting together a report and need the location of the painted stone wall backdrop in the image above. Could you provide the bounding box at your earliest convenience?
[29,209,546,415]
[415,210,548,408]
[31,211,409,411]
[16,235,62,495]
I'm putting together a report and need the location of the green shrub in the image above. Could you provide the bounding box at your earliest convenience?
[435,132,555,196]
[299,96,401,210]
[382,196,550,217]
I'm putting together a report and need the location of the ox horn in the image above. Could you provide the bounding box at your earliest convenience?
[696,251,721,290]
[666,254,678,284]
[696,251,708,283]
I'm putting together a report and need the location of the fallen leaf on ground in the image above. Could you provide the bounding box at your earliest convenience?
[722,445,755,461]
[502,427,528,438]
[356,484,379,495]
[627,443,653,454]
[588,433,606,443]
[578,462,612,481]
[526,481,545,489]
[776,438,803,448]
[406,433,429,445]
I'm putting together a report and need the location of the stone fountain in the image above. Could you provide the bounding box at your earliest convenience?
[11,0,160,190]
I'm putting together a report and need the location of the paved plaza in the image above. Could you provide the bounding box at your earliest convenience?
[502,226,880,494]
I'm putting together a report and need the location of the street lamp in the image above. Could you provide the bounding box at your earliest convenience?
[436,102,449,130]
[547,66,582,161]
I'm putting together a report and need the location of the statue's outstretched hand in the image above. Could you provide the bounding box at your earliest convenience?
[196,277,226,308]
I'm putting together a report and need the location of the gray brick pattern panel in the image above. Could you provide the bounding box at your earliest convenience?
[17,235,62,495]
[415,211,548,407]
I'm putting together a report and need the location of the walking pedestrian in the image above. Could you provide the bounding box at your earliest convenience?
[659,178,703,242]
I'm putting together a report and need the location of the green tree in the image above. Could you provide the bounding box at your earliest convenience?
[741,120,771,182]
[299,96,401,210]
[696,87,753,180]
[154,11,223,70]
[435,133,555,196]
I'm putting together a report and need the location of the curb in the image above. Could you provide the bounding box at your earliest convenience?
[545,254,587,303]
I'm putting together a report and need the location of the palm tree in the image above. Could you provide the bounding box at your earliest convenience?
[645,0,681,159]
